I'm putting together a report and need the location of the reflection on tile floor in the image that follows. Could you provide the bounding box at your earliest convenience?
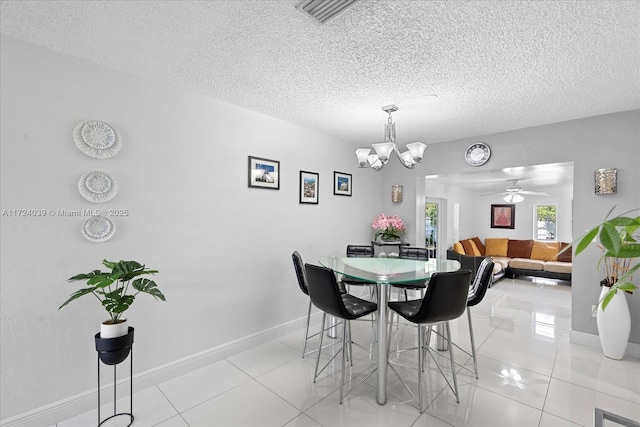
[56,278,640,426]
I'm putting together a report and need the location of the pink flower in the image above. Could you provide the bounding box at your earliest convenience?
[372,214,406,240]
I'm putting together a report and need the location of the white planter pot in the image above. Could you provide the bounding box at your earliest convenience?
[100,318,128,339]
[596,287,631,360]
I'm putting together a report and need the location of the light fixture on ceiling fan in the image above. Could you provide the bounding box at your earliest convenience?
[355,105,427,171]
[483,179,550,203]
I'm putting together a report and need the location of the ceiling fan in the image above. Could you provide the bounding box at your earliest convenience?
[482,179,550,203]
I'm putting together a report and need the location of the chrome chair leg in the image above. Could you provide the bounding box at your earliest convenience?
[445,322,460,403]
[417,324,424,413]
[468,309,479,378]
[302,300,313,358]
[313,313,327,383]
[340,320,348,404]
[348,321,353,365]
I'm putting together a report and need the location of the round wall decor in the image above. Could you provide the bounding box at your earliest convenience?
[73,120,122,158]
[465,142,491,166]
[78,171,118,203]
[82,215,115,242]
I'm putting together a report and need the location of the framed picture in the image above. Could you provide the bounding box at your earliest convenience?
[299,171,319,204]
[333,171,352,196]
[248,156,280,190]
[491,204,515,229]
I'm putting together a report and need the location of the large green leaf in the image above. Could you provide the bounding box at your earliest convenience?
[86,274,119,288]
[132,278,166,301]
[575,226,599,256]
[606,215,640,227]
[102,293,135,314]
[599,223,622,255]
[58,288,95,310]
[105,259,158,282]
[600,289,617,311]
[68,270,105,281]
[615,244,640,258]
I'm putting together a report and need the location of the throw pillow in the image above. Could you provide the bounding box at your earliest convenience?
[485,238,509,257]
[461,239,481,256]
[453,241,465,254]
[530,241,560,261]
[558,242,572,262]
[508,239,533,258]
[471,237,486,255]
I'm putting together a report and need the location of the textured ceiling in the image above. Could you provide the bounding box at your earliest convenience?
[1,0,638,151]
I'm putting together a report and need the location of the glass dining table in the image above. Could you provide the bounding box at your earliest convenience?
[318,255,461,405]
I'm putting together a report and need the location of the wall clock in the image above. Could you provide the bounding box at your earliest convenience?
[465,142,491,166]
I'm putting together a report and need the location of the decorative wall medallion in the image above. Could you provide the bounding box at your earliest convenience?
[82,215,115,242]
[78,171,118,203]
[73,120,122,158]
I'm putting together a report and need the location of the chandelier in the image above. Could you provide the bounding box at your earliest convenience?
[355,105,427,171]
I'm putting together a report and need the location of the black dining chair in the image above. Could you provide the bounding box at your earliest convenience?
[388,269,472,412]
[393,246,429,300]
[291,251,318,358]
[305,263,378,404]
[341,244,377,300]
[292,251,347,358]
[458,257,494,378]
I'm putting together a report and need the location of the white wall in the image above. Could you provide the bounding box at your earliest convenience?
[0,36,383,420]
[381,111,640,348]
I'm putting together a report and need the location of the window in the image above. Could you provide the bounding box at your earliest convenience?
[535,204,557,241]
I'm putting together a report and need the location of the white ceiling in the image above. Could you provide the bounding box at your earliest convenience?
[0,1,637,194]
[1,0,638,148]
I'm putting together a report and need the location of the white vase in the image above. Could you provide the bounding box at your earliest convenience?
[100,318,128,338]
[596,287,631,360]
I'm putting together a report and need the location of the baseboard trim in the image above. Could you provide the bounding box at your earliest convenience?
[0,314,316,427]
[569,329,640,359]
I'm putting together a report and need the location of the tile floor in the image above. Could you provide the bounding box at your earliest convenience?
[56,278,640,427]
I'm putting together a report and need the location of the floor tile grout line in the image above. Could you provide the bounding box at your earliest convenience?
[154,385,191,427]
[541,343,560,414]
[549,375,640,406]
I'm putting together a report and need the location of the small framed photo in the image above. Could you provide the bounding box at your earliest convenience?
[491,204,515,229]
[299,171,319,204]
[333,171,352,196]
[248,156,280,190]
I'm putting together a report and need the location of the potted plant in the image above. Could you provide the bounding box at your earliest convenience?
[60,259,166,338]
[572,207,640,359]
[372,214,406,242]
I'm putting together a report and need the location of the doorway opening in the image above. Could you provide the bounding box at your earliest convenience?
[425,198,443,258]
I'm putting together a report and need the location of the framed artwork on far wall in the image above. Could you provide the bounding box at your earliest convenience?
[491,204,515,229]
[248,156,280,190]
[333,171,352,196]
[299,171,319,204]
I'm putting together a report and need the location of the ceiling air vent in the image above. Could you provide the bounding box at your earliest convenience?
[296,0,359,24]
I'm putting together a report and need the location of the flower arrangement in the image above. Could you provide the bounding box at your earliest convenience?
[372,214,406,242]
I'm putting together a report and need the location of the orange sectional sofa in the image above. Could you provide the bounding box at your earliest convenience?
[447,237,572,283]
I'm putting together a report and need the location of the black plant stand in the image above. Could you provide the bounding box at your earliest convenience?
[94,327,135,427]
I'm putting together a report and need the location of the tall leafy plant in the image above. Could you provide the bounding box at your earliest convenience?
[573,208,640,311]
[60,259,165,323]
